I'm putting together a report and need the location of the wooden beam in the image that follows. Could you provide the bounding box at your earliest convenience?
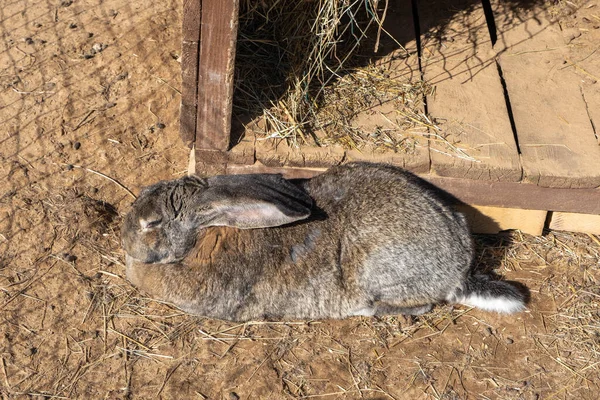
[225,162,600,215]
[180,0,202,147]
[195,0,239,151]
[456,205,547,236]
[571,0,600,146]
[548,212,600,235]
[425,176,600,215]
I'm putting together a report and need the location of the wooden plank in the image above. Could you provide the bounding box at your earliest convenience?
[195,0,239,151]
[254,132,346,169]
[256,143,346,169]
[495,4,600,188]
[417,0,521,181]
[567,5,600,146]
[180,0,202,147]
[456,205,547,235]
[549,212,600,235]
[426,176,600,215]
[180,102,197,147]
[227,162,326,180]
[342,0,430,173]
[345,146,429,174]
[223,163,600,214]
[182,0,202,42]
[195,134,254,166]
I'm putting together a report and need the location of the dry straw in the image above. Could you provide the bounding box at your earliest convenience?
[234,0,436,151]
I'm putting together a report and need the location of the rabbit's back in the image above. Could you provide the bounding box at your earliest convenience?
[304,163,474,309]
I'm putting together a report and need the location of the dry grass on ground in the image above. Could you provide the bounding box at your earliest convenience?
[2,219,600,398]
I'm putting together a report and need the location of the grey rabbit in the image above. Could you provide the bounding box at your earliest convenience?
[122,162,527,321]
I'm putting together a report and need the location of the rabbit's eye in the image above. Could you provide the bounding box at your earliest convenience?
[140,218,162,230]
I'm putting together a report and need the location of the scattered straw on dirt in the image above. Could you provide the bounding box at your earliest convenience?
[2,0,600,398]
[4,195,600,398]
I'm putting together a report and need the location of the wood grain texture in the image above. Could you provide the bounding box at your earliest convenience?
[368,0,430,173]
[195,0,240,151]
[254,138,346,169]
[183,0,201,42]
[180,102,197,147]
[180,0,202,146]
[425,176,600,215]
[566,13,600,146]
[223,163,600,214]
[496,5,600,188]
[181,41,200,109]
[345,146,430,174]
[549,212,600,235]
[456,205,547,235]
[195,131,255,166]
[418,0,521,181]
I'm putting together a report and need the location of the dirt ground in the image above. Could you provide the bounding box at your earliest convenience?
[1,0,600,399]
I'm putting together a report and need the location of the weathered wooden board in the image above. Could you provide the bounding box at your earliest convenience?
[456,205,547,235]
[246,0,429,173]
[549,212,600,235]
[227,162,326,180]
[195,0,239,151]
[341,98,429,173]
[180,0,202,147]
[417,0,521,181]
[353,0,430,173]
[426,176,600,215]
[344,146,429,174]
[495,5,600,188]
[195,132,254,166]
[255,140,346,169]
[567,7,600,146]
[223,162,600,215]
[247,1,429,173]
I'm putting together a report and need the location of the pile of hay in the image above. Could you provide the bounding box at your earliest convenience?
[234,0,433,150]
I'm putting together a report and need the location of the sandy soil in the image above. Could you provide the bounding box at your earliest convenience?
[1,0,599,399]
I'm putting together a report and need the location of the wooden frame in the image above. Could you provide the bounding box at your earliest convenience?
[180,0,600,229]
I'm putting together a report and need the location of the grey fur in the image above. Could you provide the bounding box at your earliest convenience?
[122,162,526,321]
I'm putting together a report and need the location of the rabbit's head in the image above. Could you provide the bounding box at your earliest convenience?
[122,174,314,263]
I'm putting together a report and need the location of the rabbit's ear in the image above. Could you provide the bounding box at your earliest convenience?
[197,174,313,229]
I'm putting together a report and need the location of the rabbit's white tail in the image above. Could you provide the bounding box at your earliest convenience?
[449,274,527,314]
